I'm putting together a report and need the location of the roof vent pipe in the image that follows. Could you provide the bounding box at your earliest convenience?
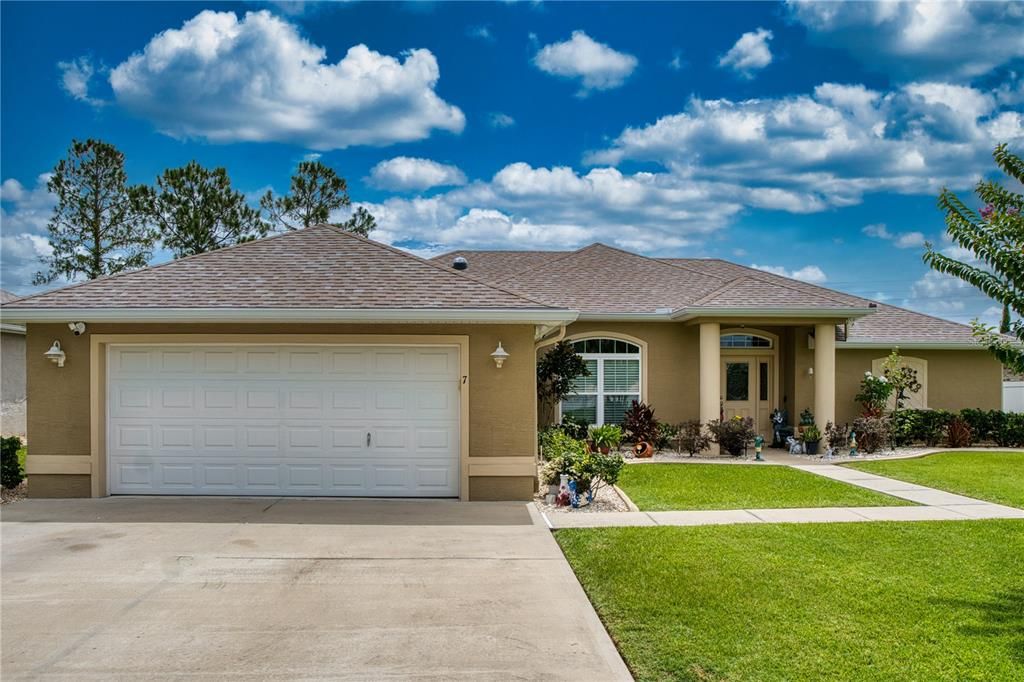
[452,257,468,271]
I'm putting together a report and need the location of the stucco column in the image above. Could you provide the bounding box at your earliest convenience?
[814,323,836,429]
[699,321,721,454]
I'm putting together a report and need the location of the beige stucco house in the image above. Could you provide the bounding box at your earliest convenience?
[0,226,1001,500]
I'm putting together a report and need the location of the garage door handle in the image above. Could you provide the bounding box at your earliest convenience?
[367,432,371,447]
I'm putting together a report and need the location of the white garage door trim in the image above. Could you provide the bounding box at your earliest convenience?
[91,335,470,499]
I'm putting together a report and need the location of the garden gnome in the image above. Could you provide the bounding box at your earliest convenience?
[848,431,858,457]
[754,435,764,461]
[555,474,571,507]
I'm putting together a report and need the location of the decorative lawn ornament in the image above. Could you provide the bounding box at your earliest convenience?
[848,431,858,457]
[568,479,580,508]
[786,436,803,455]
[633,441,654,458]
[555,474,571,506]
[754,435,764,461]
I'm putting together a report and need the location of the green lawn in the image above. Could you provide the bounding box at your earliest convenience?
[617,463,912,511]
[845,451,1024,509]
[557,521,1024,682]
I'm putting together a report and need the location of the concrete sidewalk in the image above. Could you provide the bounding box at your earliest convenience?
[544,464,1024,529]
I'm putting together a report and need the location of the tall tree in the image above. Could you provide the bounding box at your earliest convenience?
[260,160,375,235]
[34,139,154,284]
[137,161,268,258]
[924,143,1024,371]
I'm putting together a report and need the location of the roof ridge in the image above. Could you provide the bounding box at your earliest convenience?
[582,243,728,280]
[489,244,597,284]
[3,226,310,307]
[317,225,559,309]
[688,276,755,307]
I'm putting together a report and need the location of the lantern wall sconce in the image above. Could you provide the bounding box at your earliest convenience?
[490,342,509,368]
[45,340,66,367]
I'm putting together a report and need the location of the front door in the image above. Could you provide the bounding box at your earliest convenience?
[721,357,773,441]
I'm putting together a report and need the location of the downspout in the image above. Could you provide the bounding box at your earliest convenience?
[534,324,567,350]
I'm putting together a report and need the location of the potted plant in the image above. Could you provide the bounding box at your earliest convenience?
[802,424,822,455]
[589,424,623,454]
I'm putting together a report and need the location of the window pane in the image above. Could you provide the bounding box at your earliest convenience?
[571,340,585,353]
[584,339,599,353]
[759,362,769,401]
[721,334,771,348]
[570,359,598,393]
[726,362,749,401]
[603,395,637,425]
[604,359,640,392]
[563,395,597,425]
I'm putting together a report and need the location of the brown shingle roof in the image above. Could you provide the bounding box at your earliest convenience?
[435,247,983,345]
[2,225,557,311]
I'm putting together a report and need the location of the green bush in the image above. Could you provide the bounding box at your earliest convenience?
[958,408,992,442]
[890,409,952,446]
[674,420,711,456]
[655,422,679,451]
[707,417,756,457]
[539,430,625,498]
[558,414,590,440]
[1,436,25,490]
[589,424,624,450]
[989,411,1024,447]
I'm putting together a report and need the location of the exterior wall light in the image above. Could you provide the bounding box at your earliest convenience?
[491,342,509,368]
[45,340,66,367]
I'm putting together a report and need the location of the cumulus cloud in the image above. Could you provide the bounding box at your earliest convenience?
[105,10,464,150]
[489,112,516,128]
[862,223,926,248]
[57,56,103,106]
[751,264,828,284]
[369,157,467,191]
[533,30,638,95]
[787,0,1024,81]
[587,81,1024,209]
[718,28,773,78]
[0,174,60,295]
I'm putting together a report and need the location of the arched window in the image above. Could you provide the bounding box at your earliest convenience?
[720,333,773,349]
[562,338,642,426]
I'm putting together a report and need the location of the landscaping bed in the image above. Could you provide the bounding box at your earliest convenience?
[617,462,913,511]
[557,520,1024,681]
[844,450,1024,509]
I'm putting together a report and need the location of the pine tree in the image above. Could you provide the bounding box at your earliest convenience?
[261,161,374,236]
[137,161,268,258]
[924,144,1024,371]
[34,139,154,284]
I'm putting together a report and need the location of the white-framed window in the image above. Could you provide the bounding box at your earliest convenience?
[561,338,641,426]
[721,333,773,349]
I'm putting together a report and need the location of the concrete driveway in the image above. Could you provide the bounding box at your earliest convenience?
[1,498,630,680]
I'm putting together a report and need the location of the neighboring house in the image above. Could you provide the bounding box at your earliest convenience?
[0,226,1000,500]
[1,289,27,437]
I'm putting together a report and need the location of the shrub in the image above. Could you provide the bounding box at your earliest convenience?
[958,408,991,442]
[623,401,661,444]
[539,430,588,485]
[558,415,589,441]
[990,411,1024,447]
[802,424,822,443]
[946,417,973,448]
[540,433,625,500]
[655,422,679,451]
[707,417,756,457]
[588,424,623,451]
[537,341,590,422]
[852,416,890,454]
[855,371,893,417]
[1,436,24,490]
[825,421,849,451]
[675,420,711,456]
[891,409,952,446]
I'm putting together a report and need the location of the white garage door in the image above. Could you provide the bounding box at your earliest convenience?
[107,344,461,497]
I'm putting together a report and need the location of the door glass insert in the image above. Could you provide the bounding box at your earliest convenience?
[725,362,749,401]
[759,362,769,401]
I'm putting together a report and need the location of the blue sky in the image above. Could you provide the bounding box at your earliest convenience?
[2,1,1023,325]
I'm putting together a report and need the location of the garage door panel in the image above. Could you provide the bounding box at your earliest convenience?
[107,344,460,497]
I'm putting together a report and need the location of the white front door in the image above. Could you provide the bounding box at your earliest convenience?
[721,356,773,440]
[106,344,460,497]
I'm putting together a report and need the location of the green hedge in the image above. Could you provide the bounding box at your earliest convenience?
[888,409,1024,448]
[1,436,24,490]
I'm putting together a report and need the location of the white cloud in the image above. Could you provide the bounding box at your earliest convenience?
[862,223,926,249]
[668,50,685,71]
[0,174,60,295]
[57,56,103,106]
[467,25,494,42]
[489,112,516,128]
[533,30,638,95]
[718,28,773,78]
[787,0,1024,81]
[369,157,467,191]
[106,10,465,150]
[751,263,828,284]
[587,81,1024,209]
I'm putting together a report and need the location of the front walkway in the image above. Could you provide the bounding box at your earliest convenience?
[543,462,1024,529]
[2,498,630,680]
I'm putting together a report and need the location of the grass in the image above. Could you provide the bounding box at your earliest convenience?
[557,521,1024,682]
[617,463,913,511]
[844,450,1024,509]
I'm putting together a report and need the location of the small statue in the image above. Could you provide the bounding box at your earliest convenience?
[848,431,858,457]
[786,436,803,455]
[568,479,580,509]
[754,435,764,461]
[555,474,571,506]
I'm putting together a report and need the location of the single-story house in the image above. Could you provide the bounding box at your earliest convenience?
[1,289,27,437]
[0,226,1000,500]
